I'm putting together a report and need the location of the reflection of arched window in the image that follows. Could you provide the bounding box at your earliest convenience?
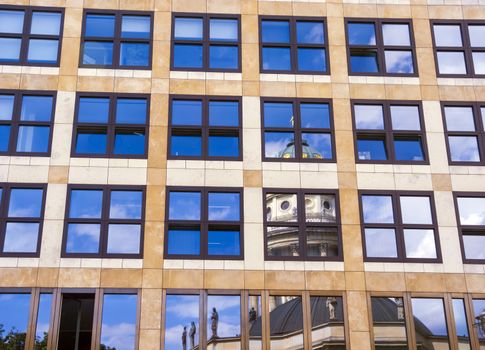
[266,207,272,221]
[280,200,290,210]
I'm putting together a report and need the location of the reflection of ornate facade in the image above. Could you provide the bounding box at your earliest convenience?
[278,140,323,159]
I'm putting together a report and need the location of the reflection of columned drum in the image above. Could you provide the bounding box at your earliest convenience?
[279,139,323,159]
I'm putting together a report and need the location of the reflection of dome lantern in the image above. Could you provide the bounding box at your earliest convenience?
[279,139,323,159]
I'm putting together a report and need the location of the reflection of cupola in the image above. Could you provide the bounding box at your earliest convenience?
[279,139,323,159]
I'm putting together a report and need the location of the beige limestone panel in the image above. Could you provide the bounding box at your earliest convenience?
[63,8,83,38]
[69,166,109,184]
[101,269,143,288]
[207,0,241,13]
[300,171,339,189]
[263,170,301,188]
[58,268,101,287]
[305,271,346,290]
[265,271,305,290]
[244,188,263,223]
[142,269,164,288]
[0,268,37,287]
[166,168,205,186]
[243,223,265,270]
[438,226,465,274]
[48,166,69,184]
[140,289,162,330]
[204,270,245,289]
[163,269,204,289]
[365,272,406,291]
[205,169,243,187]
[143,222,164,269]
[38,220,63,267]
[119,0,155,10]
[243,129,262,170]
[405,272,446,292]
[346,291,370,331]
[138,330,160,350]
[349,332,372,350]
[108,167,147,185]
[8,165,49,183]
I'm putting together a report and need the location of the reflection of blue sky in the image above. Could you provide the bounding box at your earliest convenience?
[207,296,241,339]
[79,98,110,123]
[357,139,387,160]
[354,105,384,130]
[165,295,200,350]
[21,96,52,122]
[0,10,25,34]
[3,222,39,253]
[452,299,470,339]
[296,22,324,44]
[66,223,100,253]
[469,26,485,47]
[107,224,141,254]
[173,44,203,69]
[70,190,103,218]
[169,192,201,220]
[457,197,485,225]
[76,132,107,154]
[114,132,145,155]
[390,105,420,131]
[362,195,394,223]
[403,229,436,258]
[382,24,410,46]
[83,41,113,65]
[400,196,431,224]
[444,106,475,131]
[300,103,330,128]
[171,100,202,126]
[472,52,485,74]
[262,21,290,43]
[437,52,467,74]
[16,125,50,153]
[0,293,30,333]
[264,103,293,128]
[35,294,53,342]
[120,42,150,67]
[348,23,376,45]
[209,46,238,69]
[116,99,147,124]
[265,132,294,158]
[297,48,326,72]
[208,135,239,157]
[208,230,240,256]
[350,52,379,73]
[210,19,238,41]
[302,133,332,158]
[101,294,137,350]
[0,95,14,120]
[121,16,151,39]
[385,50,414,74]
[412,298,448,336]
[449,136,480,162]
[463,235,485,259]
[171,135,202,157]
[167,229,200,255]
[174,18,203,40]
[8,188,43,217]
[27,39,59,64]
[209,101,239,127]
[262,47,291,71]
[434,25,462,47]
[86,14,115,37]
[109,191,142,219]
[365,228,397,257]
[208,192,240,221]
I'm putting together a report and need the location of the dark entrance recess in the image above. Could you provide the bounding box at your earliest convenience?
[57,293,95,350]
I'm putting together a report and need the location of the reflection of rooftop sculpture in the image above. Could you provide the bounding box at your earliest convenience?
[326,297,338,320]
[249,307,257,324]
[189,322,196,349]
[182,326,187,350]
[211,307,219,338]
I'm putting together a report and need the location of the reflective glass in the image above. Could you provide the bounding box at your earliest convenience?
[82,41,113,65]
[16,126,50,153]
[297,48,326,72]
[382,24,411,46]
[121,15,151,39]
[310,296,345,347]
[269,296,303,349]
[0,95,14,120]
[164,295,200,350]
[449,136,480,162]
[463,234,485,260]
[457,197,485,225]
[266,193,298,222]
[174,17,203,40]
[390,105,421,130]
[210,19,238,41]
[394,138,424,161]
[172,100,202,125]
[411,298,450,349]
[66,223,100,253]
[3,222,39,253]
[437,51,467,74]
[452,299,472,350]
[35,293,53,349]
[85,14,115,37]
[0,10,24,34]
[403,229,437,258]
[354,105,384,129]
[296,21,325,44]
[107,224,141,254]
[78,97,110,123]
[75,131,107,154]
[306,227,339,257]
[209,101,239,126]
[357,138,387,160]
[434,25,463,47]
[348,23,376,45]
[469,25,485,47]
[9,188,43,217]
[169,192,201,220]
[173,44,203,68]
[305,194,336,223]
[208,192,240,221]
[266,226,299,257]
[209,45,238,69]
[262,47,291,71]
[21,96,53,122]
[208,230,240,255]
[248,295,262,349]
[116,98,147,124]
[400,196,432,224]
[170,135,202,157]
[0,293,30,345]
[110,191,142,219]
[207,295,241,344]
[300,103,330,129]
[0,38,21,61]
[264,132,294,158]
[365,228,398,258]
[120,43,149,67]
[482,107,485,128]
[0,126,10,152]
[31,12,61,35]
[302,132,332,159]
[69,190,103,219]
[261,20,290,43]
[472,299,485,345]
[208,135,239,157]
[362,195,394,223]
[444,106,475,131]
[100,295,137,350]
[372,297,408,349]
[350,51,379,73]
[472,52,485,74]
[263,102,294,128]
[385,50,414,74]
[167,229,200,255]
[114,131,145,155]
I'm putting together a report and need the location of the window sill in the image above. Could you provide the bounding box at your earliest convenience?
[59,258,143,269]
[364,262,445,273]
[260,73,331,83]
[437,77,485,86]
[349,75,420,85]
[0,65,60,75]
[169,70,242,81]
[164,259,245,270]
[78,68,152,78]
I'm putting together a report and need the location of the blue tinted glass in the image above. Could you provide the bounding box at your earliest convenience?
[449,136,480,162]
[27,39,59,63]
[75,132,107,154]
[0,294,30,339]
[357,139,387,160]
[9,188,43,217]
[78,97,110,123]
[208,230,240,255]
[120,43,149,67]
[350,51,379,73]
[121,15,151,39]
[264,132,294,158]
[297,22,325,44]
[262,20,290,43]
[3,222,39,252]
[0,126,11,152]
[0,95,14,120]
[35,293,53,347]
[0,10,25,34]
[83,41,113,65]
[297,48,326,72]
[348,23,376,45]
[21,96,53,121]
[0,38,21,62]
[174,17,203,40]
[170,135,201,157]
[172,100,202,125]
[165,295,200,350]
[208,192,240,221]
[110,191,142,219]
[167,229,200,255]
[169,192,201,220]
[70,189,103,218]
[116,99,147,124]
[302,133,332,159]
[209,135,239,157]
[85,14,115,37]
[210,19,238,41]
[114,132,145,155]
[107,224,141,254]
[385,50,414,74]
[66,223,100,253]
[262,47,291,71]
[264,102,294,128]
[209,45,238,69]
[209,101,239,126]
[16,126,50,153]
[173,44,203,68]
[394,139,424,161]
[100,295,137,350]
[31,12,61,35]
[300,103,330,128]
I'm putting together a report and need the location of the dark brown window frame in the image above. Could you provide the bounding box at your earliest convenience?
[167,95,243,161]
[441,101,485,166]
[263,188,342,261]
[258,16,331,75]
[431,20,485,78]
[0,89,56,157]
[61,184,146,259]
[261,97,336,163]
[351,100,429,165]
[164,186,244,260]
[359,190,442,263]
[71,92,150,159]
[0,183,47,258]
[170,13,242,72]
[345,18,419,77]
[79,9,154,70]
[0,5,65,67]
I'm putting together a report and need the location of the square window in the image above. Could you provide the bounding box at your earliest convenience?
[116,99,147,124]
[400,196,432,224]
[469,25,485,47]
[170,134,202,157]
[66,223,101,253]
[75,131,108,154]
[27,39,59,63]
[78,97,110,123]
[266,226,300,257]
[264,132,295,159]
[434,25,463,47]
[462,234,485,260]
[113,131,145,155]
[296,22,325,44]
[109,191,142,219]
[172,100,202,126]
[472,52,485,74]
[382,24,411,46]
[173,44,203,68]
[208,230,240,256]
[208,134,239,158]
[174,17,203,40]
[121,15,151,39]
[82,41,114,65]
[262,20,290,43]
[305,194,336,223]
[302,132,332,159]
[0,126,11,152]
[350,50,379,73]
[3,222,39,253]
[0,95,14,120]
[403,229,437,259]
[120,43,149,67]
[263,102,294,128]
[390,105,421,130]
[208,192,240,221]
[357,138,387,160]
[69,190,103,219]
[31,12,61,35]
[21,96,53,122]
[209,101,239,127]
[8,188,43,218]
[362,195,394,224]
[297,48,326,72]
[348,23,376,45]
[107,224,141,254]
[169,192,201,221]
[449,136,480,162]
[437,51,467,75]
[365,228,398,258]
[167,229,201,255]
[209,45,238,69]
[306,227,339,257]
[0,38,21,62]
[444,106,476,131]
[262,47,291,71]
[384,50,414,74]
[210,19,238,41]
[16,126,50,153]
[0,10,24,34]
[85,14,115,37]
[354,105,384,129]
[456,195,485,262]
[393,137,424,161]
[300,103,330,129]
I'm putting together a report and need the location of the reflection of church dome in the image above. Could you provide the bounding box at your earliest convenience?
[280,140,323,159]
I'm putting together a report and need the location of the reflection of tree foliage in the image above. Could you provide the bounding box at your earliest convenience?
[0,324,27,350]
[100,344,117,350]
[34,332,48,350]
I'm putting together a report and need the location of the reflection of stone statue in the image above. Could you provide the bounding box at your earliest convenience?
[290,244,299,256]
[182,326,187,350]
[189,322,196,349]
[210,307,219,338]
[319,242,328,257]
[396,298,405,321]
[249,307,257,323]
[326,297,338,320]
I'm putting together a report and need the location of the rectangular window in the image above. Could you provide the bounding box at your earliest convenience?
[34,292,53,349]
[411,298,451,350]
[353,101,427,164]
[260,17,329,74]
[0,91,56,156]
[442,103,485,164]
[0,6,64,66]
[371,297,408,349]
[81,10,152,69]
[264,189,341,261]
[168,96,242,160]
[472,299,485,346]
[171,14,241,71]
[0,291,31,345]
[72,93,149,158]
[346,19,417,76]
[269,295,304,349]
[100,293,138,350]
[165,293,200,350]
[359,191,440,262]
[262,99,335,162]
[249,294,262,349]
[62,185,145,258]
[310,296,345,348]
[165,187,243,259]
[432,21,485,77]
[452,298,472,349]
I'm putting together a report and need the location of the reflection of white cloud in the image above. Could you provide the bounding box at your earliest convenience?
[165,324,198,348]
[304,133,331,158]
[169,196,200,220]
[354,105,384,129]
[385,51,413,73]
[110,203,140,219]
[35,322,49,338]
[400,197,431,224]
[362,196,394,223]
[365,228,397,258]
[167,300,199,319]
[265,138,292,158]
[208,208,232,221]
[412,299,448,336]
[390,106,420,130]
[437,52,467,74]
[382,24,410,45]
[403,229,436,258]
[472,52,485,74]
[107,225,140,254]
[301,24,324,43]
[463,236,485,259]
[458,197,485,225]
[3,223,38,252]
[100,323,135,350]
[449,136,480,162]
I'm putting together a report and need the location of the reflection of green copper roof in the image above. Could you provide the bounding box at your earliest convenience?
[279,140,322,159]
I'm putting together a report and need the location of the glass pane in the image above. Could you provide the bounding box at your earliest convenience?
[210,19,238,41]
[266,193,298,222]
[209,45,238,69]
[403,229,437,258]
[100,294,137,350]
[264,102,294,128]
[264,132,295,159]
[0,95,14,120]
[9,188,43,217]
[207,134,238,156]
[57,294,94,350]
[434,25,462,47]
[305,194,336,223]
[82,41,113,65]
[348,23,376,45]
[354,104,384,129]
[78,97,110,123]
[452,299,472,350]
[173,44,203,68]
[85,14,115,37]
[262,47,291,71]
[75,131,107,154]
[248,295,262,349]
[114,131,145,155]
[31,12,61,35]
[482,107,485,129]
[0,293,30,347]
[208,192,240,221]
[469,25,485,47]
[209,101,239,126]
[411,298,450,350]
[306,227,339,257]
[3,222,39,252]
[208,230,240,256]
[300,103,330,129]
[107,224,141,254]
[382,24,411,46]
[116,98,147,124]
[34,293,53,349]
[0,126,11,152]
[296,21,325,44]
[16,126,50,153]
[0,38,21,62]
[66,223,100,253]
[365,228,398,258]
[172,100,202,126]
[357,138,387,160]
[385,50,414,74]
[170,134,201,157]
[269,296,304,349]
[121,15,151,39]
[167,229,200,255]
[302,133,332,159]
[472,52,485,74]
[21,96,53,122]
[120,43,149,67]
[400,196,432,224]
[174,17,203,40]
[165,295,200,350]
[207,295,241,347]
[0,10,24,34]
[449,136,480,162]
[362,195,394,223]
[394,138,424,161]
[69,189,103,219]
[110,191,142,219]
[472,299,485,346]
[463,234,485,260]
[262,20,290,43]
[169,192,201,220]
[372,297,408,349]
[457,197,485,225]
[297,48,326,72]
[444,106,475,131]
[266,226,299,257]
[437,51,467,74]
[390,105,421,130]
[350,50,379,73]
[310,296,345,348]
